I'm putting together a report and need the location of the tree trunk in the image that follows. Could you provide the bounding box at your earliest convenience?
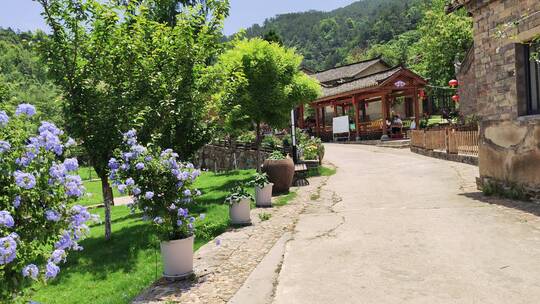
[255,122,262,173]
[100,175,114,241]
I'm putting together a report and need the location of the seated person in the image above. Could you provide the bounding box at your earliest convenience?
[391,115,403,135]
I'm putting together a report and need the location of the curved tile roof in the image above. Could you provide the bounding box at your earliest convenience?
[312,57,386,83]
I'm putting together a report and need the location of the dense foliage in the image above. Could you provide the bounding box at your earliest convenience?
[353,0,473,86]
[37,0,229,239]
[244,0,429,71]
[109,130,204,241]
[208,38,320,168]
[0,28,63,126]
[0,104,97,301]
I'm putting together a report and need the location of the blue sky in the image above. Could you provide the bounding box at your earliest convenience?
[0,0,358,35]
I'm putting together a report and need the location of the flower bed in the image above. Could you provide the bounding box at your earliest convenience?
[0,104,98,301]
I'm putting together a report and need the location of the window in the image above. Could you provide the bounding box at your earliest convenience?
[524,43,540,115]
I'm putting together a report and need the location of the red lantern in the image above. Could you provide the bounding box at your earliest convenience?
[418,89,425,98]
[452,94,460,103]
[449,79,459,87]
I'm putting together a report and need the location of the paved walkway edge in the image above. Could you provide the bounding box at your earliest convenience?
[228,232,292,304]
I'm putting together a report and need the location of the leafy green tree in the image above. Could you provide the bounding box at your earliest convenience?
[36,0,228,239]
[263,30,283,45]
[407,0,472,85]
[209,38,320,169]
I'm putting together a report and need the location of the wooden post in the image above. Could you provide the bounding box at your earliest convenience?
[322,106,326,131]
[314,105,320,137]
[353,95,360,140]
[413,87,420,127]
[333,104,338,118]
[382,94,388,135]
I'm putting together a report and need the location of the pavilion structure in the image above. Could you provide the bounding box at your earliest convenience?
[298,57,428,140]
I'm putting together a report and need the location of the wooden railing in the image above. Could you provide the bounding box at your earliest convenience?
[410,126,479,156]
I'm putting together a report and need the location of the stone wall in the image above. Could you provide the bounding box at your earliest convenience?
[456,46,477,116]
[465,0,540,197]
[193,145,270,171]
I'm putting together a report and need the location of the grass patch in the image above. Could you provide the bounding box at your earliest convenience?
[79,180,124,207]
[307,166,336,178]
[258,212,272,221]
[30,169,256,304]
[274,191,297,207]
[76,166,99,181]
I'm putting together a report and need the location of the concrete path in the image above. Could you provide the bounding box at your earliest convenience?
[272,144,540,304]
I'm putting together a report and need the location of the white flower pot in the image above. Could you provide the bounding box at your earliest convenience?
[229,198,252,225]
[255,183,273,207]
[160,235,194,279]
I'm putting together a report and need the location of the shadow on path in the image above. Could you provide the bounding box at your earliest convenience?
[461,192,540,217]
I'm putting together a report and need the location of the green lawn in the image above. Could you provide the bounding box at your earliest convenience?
[30,169,257,304]
[76,167,99,181]
[79,179,124,207]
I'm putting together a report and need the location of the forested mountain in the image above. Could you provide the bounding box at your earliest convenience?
[244,0,430,71]
[0,28,63,124]
[243,0,472,86]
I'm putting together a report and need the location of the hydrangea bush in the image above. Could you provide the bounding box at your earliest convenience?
[0,104,98,301]
[109,130,204,242]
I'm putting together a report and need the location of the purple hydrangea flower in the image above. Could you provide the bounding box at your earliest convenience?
[122,152,133,161]
[15,103,36,117]
[0,234,17,265]
[22,264,39,280]
[135,163,145,170]
[0,110,9,127]
[199,214,206,220]
[125,178,135,186]
[48,249,66,264]
[0,211,15,228]
[49,163,67,183]
[177,208,188,218]
[188,223,193,230]
[145,192,154,200]
[13,196,21,208]
[176,220,183,226]
[38,121,63,136]
[132,187,141,196]
[45,262,60,279]
[189,216,196,223]
[168,203,177,210]
[117,184,127,194]
[65,175,84,197]
[183,189,192,197]
[108,158,120,170]
[55,232,72,250]
[131,145,146,155]
[63,158,79,172]
[124,129,137,139]
[153,217,164,225]
[45,210,62,222]
[144,156,153,162]
[14,171,36,189]
[70,205,91,227]
[0,140,10,153]
[65,137,76,147]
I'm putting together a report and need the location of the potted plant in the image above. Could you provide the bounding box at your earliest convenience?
[226,185,252,225]
[263,150,294,194]
[250,173,273,207]
[109,129,204,280]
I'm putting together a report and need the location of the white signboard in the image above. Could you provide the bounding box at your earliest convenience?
[332,116,350,134]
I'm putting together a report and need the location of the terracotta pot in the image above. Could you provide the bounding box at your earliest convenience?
[161,236,194,279]
[255,183,273,207]
[229,198,251,225]
[263,158,294,194]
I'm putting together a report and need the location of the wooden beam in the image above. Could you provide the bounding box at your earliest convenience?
[413,87,420,127]
[353,95,360,140]
[314,105,320,137]
[382,94,388,135]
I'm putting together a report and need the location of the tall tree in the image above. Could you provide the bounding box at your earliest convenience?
[209,38,320,169]
[36,0,228,239]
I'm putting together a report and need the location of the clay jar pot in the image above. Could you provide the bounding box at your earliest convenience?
[263,158,294,194]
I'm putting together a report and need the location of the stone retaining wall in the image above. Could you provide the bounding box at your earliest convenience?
[193,145,270,171]
[410,146,479,166]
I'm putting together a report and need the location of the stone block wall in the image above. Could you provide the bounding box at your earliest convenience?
[465,0,540,197]
[456,47,477,116]
[193,145,270,171]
